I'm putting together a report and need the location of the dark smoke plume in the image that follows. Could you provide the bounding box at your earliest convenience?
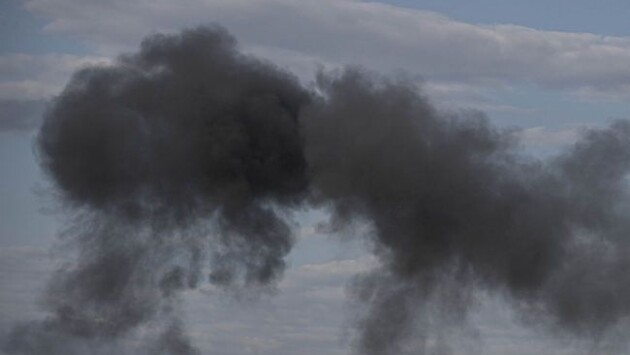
[304,72,630,354]
[4,26,308,354]
[4,25,630,354]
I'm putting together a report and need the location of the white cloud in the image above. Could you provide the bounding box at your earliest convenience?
[572,84,630,102]
[515,125,583,147]
[0,53,111,129]
[0,53,108,80]
[420,81,534,113]
[289,257,375,280]
[20,0,630,102]
[0,53,110,100]
[0,80,59,101]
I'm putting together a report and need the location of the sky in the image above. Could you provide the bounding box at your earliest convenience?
[2,1,630,354]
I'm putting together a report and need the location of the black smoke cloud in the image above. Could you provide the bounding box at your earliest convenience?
[4,25,630,354]
[305,72,630,354]
[4,26,308,355]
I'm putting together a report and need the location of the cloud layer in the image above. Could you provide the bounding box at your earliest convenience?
[21,0,630,100]
[8,0,630,132]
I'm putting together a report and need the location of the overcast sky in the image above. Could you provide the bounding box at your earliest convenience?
[2,1,630,354]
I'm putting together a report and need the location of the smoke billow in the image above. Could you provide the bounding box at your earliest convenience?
[305,72,630,354]
[4,26,308,354]
[4,25,630,354]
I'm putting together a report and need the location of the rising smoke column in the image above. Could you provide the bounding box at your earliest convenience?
[4,25,630,355]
